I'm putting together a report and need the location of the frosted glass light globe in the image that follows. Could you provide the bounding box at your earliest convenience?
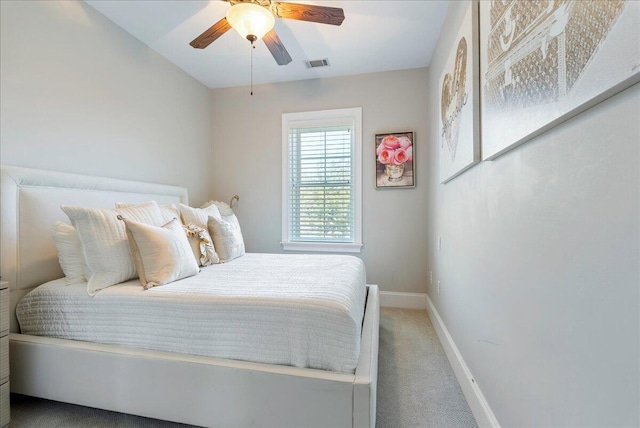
[226,3,275,42]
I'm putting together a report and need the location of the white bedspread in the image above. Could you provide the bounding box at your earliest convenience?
[16,253,367,373]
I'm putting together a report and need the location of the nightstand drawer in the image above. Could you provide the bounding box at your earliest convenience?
[0,336,7,384]
[0,381,8,427]
[0,287,8,335]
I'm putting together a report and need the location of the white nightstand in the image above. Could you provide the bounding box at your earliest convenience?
[0,281,9,428]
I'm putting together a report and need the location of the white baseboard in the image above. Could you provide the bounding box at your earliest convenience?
[426,295,501,428]
[379,292,427,309]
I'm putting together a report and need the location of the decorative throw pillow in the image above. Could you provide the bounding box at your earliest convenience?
[116,202,180,224]
[201,200,240,228]
[201,200,234,217]
[179,203,221,229]
[207,216,245,262]
[120,217,199,289]
[51,222,91,285]
[61,201,165,295]
[183,223,219,266]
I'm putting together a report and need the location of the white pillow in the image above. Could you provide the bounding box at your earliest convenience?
[116,202,218,267]
[201,200,234,217]
[201,200,240,227]
[121,217,199,289]
[51,222,91,285]
[179,203,221,229]
[207,216,245,262]
[116,202,180,224]
[183,223,220,266]
[61,202,165,295]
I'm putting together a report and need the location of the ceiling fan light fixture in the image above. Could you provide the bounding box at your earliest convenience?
[226,3,275,42]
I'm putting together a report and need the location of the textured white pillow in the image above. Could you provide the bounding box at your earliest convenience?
[51,222,91,285]
[201,200,240,228]
[207,216,245,262]
[116,202,180,224]
[201,200,234,217]
[179,203,221,229]
[61,202,165,295]
[121,218,199,289]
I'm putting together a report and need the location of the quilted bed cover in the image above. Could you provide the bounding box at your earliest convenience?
[16,253,367,373]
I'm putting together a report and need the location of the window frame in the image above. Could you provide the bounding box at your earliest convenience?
[281,107,363,253]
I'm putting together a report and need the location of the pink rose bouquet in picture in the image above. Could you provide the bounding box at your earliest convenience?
[376,134,413,183]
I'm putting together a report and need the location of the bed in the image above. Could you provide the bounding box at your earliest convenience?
[0,165,379,428]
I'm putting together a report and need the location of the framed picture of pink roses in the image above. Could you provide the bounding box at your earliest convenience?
[375,131,415,189]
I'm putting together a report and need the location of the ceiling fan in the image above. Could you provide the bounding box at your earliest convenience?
[190,0,345,66]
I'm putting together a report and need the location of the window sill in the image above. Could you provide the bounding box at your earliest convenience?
[281,241,363,254]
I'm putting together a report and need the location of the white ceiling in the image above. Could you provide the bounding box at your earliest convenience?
[85,0,449,89]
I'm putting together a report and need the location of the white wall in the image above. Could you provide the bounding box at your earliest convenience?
[0,1,213,205]
[210,69,429,293]
[426,2,639,427]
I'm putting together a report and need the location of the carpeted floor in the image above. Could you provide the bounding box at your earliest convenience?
[8,308,477,427]
[376,308,477,428]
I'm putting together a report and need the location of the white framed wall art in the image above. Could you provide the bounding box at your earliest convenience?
[480,0,640,160]
[439,0,481,184]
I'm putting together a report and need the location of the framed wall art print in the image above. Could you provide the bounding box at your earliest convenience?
[375,131,415,189]
[439,1,481,184]
[480,0,640,160]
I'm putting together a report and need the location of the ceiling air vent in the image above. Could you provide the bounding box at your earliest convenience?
[304,58,330,69]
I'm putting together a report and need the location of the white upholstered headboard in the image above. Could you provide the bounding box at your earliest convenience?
[0,165,189,332]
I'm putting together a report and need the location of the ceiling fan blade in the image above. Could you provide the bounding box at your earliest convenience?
[272,2,345,26]
[263,29,292,66]
[190,17,231,49]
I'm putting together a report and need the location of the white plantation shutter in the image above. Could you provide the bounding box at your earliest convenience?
[282,108,362,253]
[288,125,354,242]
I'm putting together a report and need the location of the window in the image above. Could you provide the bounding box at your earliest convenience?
[282,107,362,253]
